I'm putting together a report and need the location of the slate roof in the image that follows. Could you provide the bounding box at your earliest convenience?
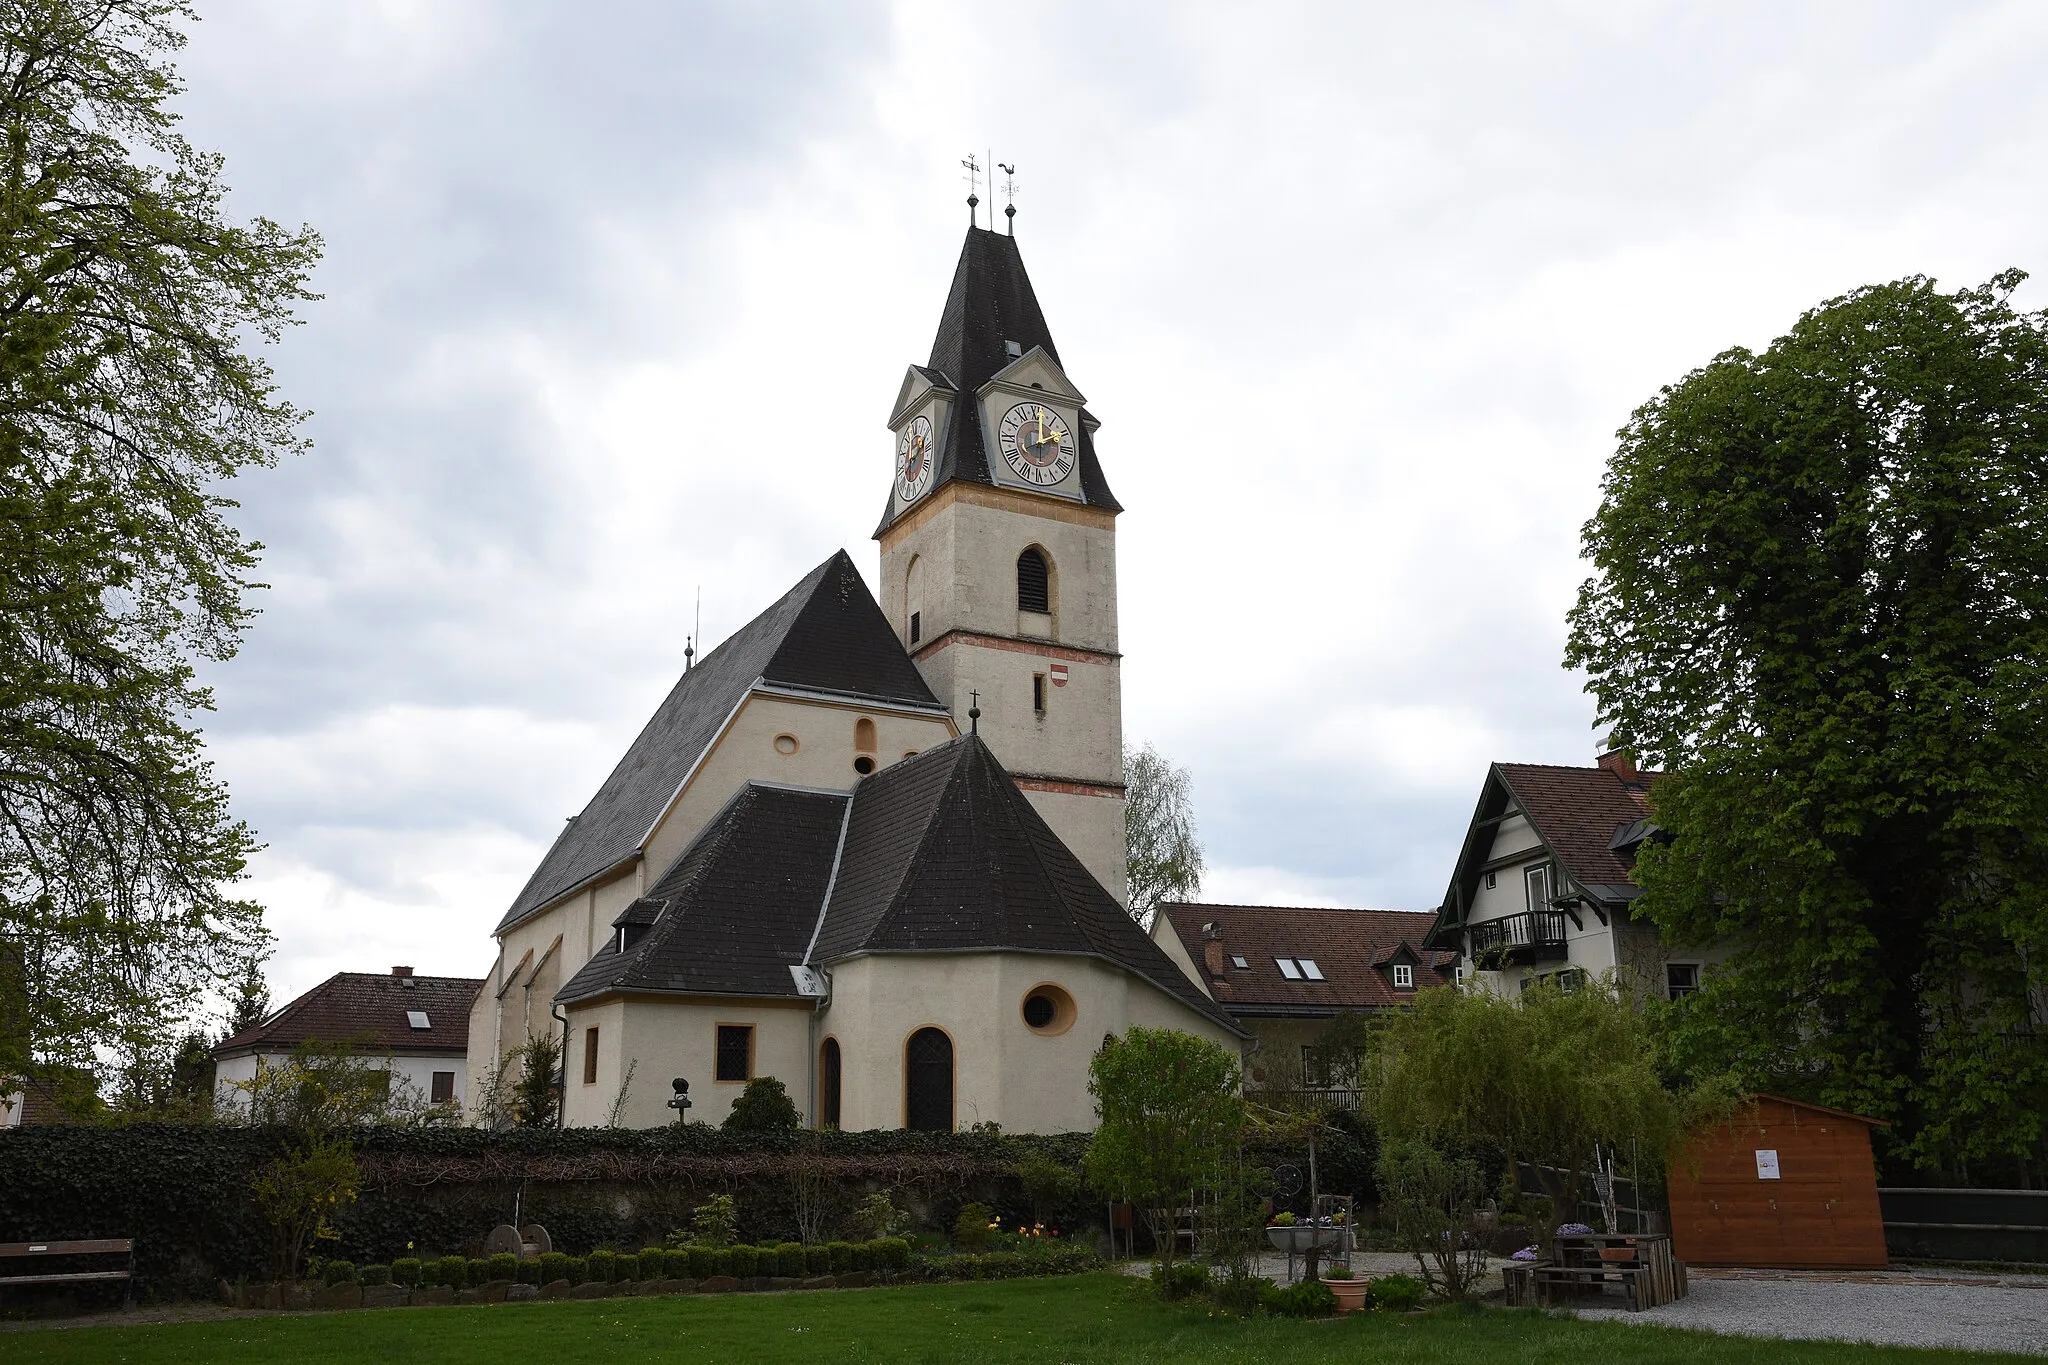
[877,228,1120,534]
[557,784,849,1003]
[213,972,481,1057]
[557,735,1243,1035]
[498,551,941,932]
[1156,904,1450,1016]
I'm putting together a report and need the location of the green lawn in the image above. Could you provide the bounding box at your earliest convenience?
[1,1273,2031,1365]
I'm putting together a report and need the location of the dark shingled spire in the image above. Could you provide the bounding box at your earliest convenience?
[878,228,1120,533]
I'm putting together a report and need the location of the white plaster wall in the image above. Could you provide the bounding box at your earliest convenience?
[819,953,1240,1134]
[1026,787,1129,909]
[214,1050,467,1116]
[0,1091,20,1128]
[562,995,815,1130]
[1149,916,1214,997]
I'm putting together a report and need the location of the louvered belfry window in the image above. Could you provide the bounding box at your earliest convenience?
[904,1027,954,1132]
[1016,548,1050,614]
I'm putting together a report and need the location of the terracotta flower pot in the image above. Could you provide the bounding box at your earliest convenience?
[1322,1276,1369,1313]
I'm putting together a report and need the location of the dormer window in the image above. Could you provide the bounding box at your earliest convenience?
[1392,963,1414,990]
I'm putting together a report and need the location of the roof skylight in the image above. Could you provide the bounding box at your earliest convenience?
[1229,954,1250,970]
[406,1010,431,1030]
[1297,958,1325,980]
[1276,958,1303,980]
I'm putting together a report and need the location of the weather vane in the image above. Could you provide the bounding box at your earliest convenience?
[961,153,981,227]
[998,162,1017,234]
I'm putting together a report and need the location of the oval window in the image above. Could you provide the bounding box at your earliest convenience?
[774,734,799,755]
[1021,983,1076,1036]
[854,755,876,776]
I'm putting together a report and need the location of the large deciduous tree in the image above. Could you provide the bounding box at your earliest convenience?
[0,1,318,1095]
[1124,741,1203,927]
[1084,1026,1243,1267]
[1566,272,2048,1182]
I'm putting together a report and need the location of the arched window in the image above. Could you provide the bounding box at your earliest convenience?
[905,555,924,646]
[854,717,876,753]
[904,1027,954,1132]
[820,1037,842,1130]
[1016,547,1051,615]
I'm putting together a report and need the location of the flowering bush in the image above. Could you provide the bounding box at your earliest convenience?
[1512,1246,1540,1261]
[1557,1223,1595,1237]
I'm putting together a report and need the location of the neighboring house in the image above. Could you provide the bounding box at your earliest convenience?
[213,967,481,1115]
[1152,903,1450,1101]
[0,1069,94,1128]
[475,223,1247,1131]
[1424,751,1726,999]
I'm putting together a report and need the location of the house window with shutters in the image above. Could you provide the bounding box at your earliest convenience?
[1016,547,1051,614]
[904,1027,954,1131]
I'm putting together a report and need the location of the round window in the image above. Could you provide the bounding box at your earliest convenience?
[854,755,876,775]
[1020,983,1076,1036]
[774,734,798,755]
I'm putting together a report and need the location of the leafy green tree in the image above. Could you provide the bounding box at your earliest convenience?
[1368,979,1704,1236]
[1084,1026,1243,1268]
[1567,272,2048,1182]
[1124,742,1203,926]
[0,1,318,1090]
[510,1032,562,1129]
[722,1074,799,1132]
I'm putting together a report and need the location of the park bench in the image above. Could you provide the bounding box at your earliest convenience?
[0,1239,135,1310]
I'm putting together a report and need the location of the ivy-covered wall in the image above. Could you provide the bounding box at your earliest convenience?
[0,1118,1380,1300]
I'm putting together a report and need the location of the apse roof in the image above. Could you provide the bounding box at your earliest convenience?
[557,735,1242,1034]
[876,227,1121,534]
[498,550,940,932]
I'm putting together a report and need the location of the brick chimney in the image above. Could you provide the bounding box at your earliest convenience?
[1200,922,1225,979]
[391,965,413,978]
[1595,748,1639,782]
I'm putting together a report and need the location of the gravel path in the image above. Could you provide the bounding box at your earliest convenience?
[1575,1274,2048,1356]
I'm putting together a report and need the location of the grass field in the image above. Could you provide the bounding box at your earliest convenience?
[2,1273,2034,1365]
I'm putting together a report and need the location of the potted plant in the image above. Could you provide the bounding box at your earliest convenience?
[1265,1211,1309,1254]
[1320,1263,1368,1313]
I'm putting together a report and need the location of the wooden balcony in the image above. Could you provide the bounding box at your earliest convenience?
[1468,910,1570,965]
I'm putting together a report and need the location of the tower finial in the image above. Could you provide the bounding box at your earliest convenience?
[968,690,980,735]
[961,153,981,227]
[998,163,1017,235]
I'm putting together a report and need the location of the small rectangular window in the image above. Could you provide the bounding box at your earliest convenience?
[1393,963,1414,989]
[406,1010,430,1030]
[1275,958,1303,980]
[1033,674,1046,713]
[1229,954,1249,970]
[909,610,921,645]
[1667,963,1700,1000]
[1300,1046,1333,1089]
[431,1070,455,1104]
[1484,871,1497,889]
[1297,958,1324,981]
[583,1027,599,1084]
[1525,863,1552,913]
[716,1024,754,1083]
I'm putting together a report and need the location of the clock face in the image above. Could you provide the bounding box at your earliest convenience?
[998,402,1076,487]
[896,414,934,502]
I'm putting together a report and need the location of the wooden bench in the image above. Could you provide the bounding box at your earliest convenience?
[0,1239,135,1309]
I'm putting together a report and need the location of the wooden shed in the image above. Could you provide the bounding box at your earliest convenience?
[1667,1094,1888,1269]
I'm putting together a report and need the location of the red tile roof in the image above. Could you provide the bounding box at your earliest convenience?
[1494,762,1659,895]
[1157,904,1450,1014]
[214,971,482,1057]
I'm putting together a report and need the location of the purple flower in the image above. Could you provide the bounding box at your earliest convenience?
[1557,1223,1595,1237]
[1512,1246,1539,1261]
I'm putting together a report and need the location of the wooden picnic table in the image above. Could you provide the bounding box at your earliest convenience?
[1513,1232,1687,1311]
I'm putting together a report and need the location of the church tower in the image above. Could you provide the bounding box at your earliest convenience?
[876,225,1128,906]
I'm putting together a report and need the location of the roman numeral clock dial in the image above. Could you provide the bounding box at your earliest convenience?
[998,402,1076,487]
[896,414,934,502]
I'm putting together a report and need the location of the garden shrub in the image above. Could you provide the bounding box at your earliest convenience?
[642,1247,667,1277]
[687,1246,718,1278]
[1369,1273,1425,1313]
[826,1241,853,1273]
[515,1256,542,1286]
[775,1242,806,1276]
[486,1252,518,1282]
[1260,1278,1337,1317]
[390,1257,421,1287]
[587,1249,616,1282]
[870,1237,911,1270]
[538,1252,568,1283]
[722,1077,800,1132]
[725,1245,759,1277]
[361,1263,392,1286]
[565,1256,588,1284]
[431,1257,464,1289]
[323,1259,358,1286]
[620,1252,647,1281]
[688,1193,739,1247]
[1151,1258,1210,1300]
[849,1242,872,1272]
[924,1245,1101,1282]
[953,1202,994,1250]
[804,1244,829,1274]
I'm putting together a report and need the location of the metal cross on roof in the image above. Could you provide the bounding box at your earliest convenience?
[961,153,981,226]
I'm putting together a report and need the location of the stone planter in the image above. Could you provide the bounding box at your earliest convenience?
[1322,1277,1369,1314]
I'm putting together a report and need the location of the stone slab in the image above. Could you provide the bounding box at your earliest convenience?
[476,1279,512,1303]
[540,1279,573,1300]
[361,1284,408,1308]
[835,1272,870,1289]
[801,1275,836,1291]
[699,1275,740,1293]
[505,1282,539,1302]
[315,1283,362,1310]
[413,1285,455,1305]
[656,1278,696,1295]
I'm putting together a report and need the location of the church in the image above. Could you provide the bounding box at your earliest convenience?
[466,223,1246,1131]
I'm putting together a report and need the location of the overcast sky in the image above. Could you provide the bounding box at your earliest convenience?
[169,1,2048,1005]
